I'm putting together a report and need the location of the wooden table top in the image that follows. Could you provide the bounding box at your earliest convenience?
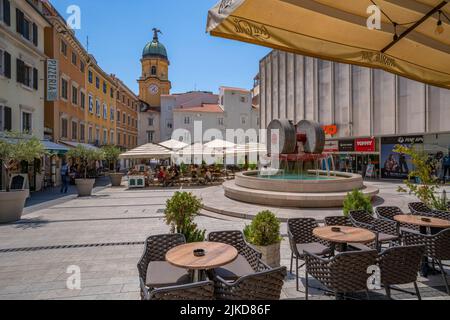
[166,242,238,270]
[313,226,376,244]
[394,215,450,229]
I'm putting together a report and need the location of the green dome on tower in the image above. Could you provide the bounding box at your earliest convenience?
[142,28,168,59]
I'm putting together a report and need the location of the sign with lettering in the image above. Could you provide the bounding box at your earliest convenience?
[355,138,376,152]
[324,140,339,153]
[46,59,59,101]
[322,125,338,136]
[339,140,354,152]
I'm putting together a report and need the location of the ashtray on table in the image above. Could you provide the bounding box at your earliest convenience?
[193,249,206,257]
[331,227,341,232]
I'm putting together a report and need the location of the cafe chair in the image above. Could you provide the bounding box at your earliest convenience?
[213,266,287,300]
[409,202,433,216]
[137,233,191,300]
[375,206,420,232]
[288,218,332,291]
[402,229,450,295]
[349,210,400,251]
[324,216,374,252]
[378,245,425,300]
[304,249,378,300]
[141,280,215,301]
[207,231,266,282]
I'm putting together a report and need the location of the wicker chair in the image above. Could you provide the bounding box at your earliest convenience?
[288,218,332,291]
[409,202,433,215]
[402,228,450,295]
[141,280,215,301]
[214,266,287,300]
[349,210,400,250]
[324,216,352,227]
[137,233,190,299]
[375,206,420,232]
[378,245,425,300]
[208,231,266,281]
[304,249,378,300]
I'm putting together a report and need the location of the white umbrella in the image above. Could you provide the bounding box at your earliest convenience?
[158,139,188,151]
[204,139,236,150]
[119,143,172,160]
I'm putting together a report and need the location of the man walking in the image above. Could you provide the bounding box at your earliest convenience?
[443,150,450,184]
[60,160,70,194]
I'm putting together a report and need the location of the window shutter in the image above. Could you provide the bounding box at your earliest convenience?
[3,0,11,26]
[32,23,38,46]
[33,68,38,90]
[4,51,11,79]
[16,59,24,84]
[16,8,24,34]
[4,107,12,131]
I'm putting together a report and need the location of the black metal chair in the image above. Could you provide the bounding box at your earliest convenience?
[304,249,378,300]
[402,228,450,295]
[288,218,332,291]
[208,231,266,281]
[349,210,400,251]
[375,206,420,232]
[213,266,287,300]
[137,233,190,299]
[378,245,425,300]
[141,280,215,300]
[408,202,450,221]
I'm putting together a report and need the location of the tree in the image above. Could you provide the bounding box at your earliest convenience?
[0,132,46,191]
[101,145,122,172]
[67,145,105,179]
[394,144,448,211]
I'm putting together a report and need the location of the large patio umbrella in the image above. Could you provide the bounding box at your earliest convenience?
[158,139,188,151]
[174,143,224,165]
[118,143,172,160]
[204,139,236,150]
[207,0,450,89]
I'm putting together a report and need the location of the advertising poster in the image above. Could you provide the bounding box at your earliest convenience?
[380,136,423,179]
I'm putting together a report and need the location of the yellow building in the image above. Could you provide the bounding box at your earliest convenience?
[138,29,171,108]
[85,57,117,146]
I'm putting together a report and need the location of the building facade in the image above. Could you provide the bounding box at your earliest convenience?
[259,50,450,178]
[138,108,160,145]
[0,0,49,139]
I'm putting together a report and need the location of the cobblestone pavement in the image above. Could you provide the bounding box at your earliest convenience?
[0,182,449,300]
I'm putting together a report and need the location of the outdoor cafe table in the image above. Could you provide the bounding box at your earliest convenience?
[313,226,376,254]
[166,242,238,282]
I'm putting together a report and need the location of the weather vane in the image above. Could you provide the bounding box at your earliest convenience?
[152,28,162,41]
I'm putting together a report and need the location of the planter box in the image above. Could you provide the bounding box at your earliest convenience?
[252,242,281,268]
[109,173,124,187]
[0,190,29,223]
[75,179,95,197]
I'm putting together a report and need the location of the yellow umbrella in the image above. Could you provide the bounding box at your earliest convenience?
[207,0,450,89]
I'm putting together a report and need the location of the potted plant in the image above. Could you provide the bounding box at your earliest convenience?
[0,132,46,223]
[102,145,123,187]
[343,189,374,217]
[164,191,206,243]
[244,210,282,267]
[67,145,105,197]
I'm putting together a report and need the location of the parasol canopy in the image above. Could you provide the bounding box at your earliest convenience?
[119,143,172,160]
[158,139,189,151]
[207,0,450,89]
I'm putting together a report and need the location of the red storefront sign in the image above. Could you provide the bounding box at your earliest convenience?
[355,138,376,152]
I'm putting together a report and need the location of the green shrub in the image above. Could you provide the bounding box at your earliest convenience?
[244,211,282,246]
[248,163,258,170]
[164,192,206,243]
[343,189,373,217]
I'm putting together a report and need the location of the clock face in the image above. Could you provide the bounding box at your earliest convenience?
[149,84,159,95]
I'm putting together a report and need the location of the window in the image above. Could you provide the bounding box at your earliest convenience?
[72,85,78,105]
[1,0,11,26]
[0,106,12,132]
[151,66,157,76]
[148,118,154,126]
[103,81,107,94]
[80,91,85,109]
[116,91,120,99]
[16,9,38,46]
[0,49,11,78]
[61,118,68,138]
[110,131,114,144]
[110,107,115,121]
[128,115,131,126]
[166,121,173,129]
[123,113,126,124]
[95,76,100,89]
[184,117,190,125]
[60,40,67,56]
[88,95,93,113]
[61,78,68,100]
[147,131,154,143]
[218,118,224,126]
[80,123,85,142]
[88,70,93,83]
[110,87,114,98]
[95,128,99,143]
[88,126,93,142]
[95,100,100,117]
[71,121,77,140]
[80,61,85,73]
[103,104,107,120]
[123,133,127,145]
[71,52,77,66]
[117,110,120,122]
[103,129,107,144]
[16,59,37,89]
[117,132,121,145]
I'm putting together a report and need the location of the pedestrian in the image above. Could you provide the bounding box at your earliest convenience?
[443,150,450,184]
[60,160,70,194]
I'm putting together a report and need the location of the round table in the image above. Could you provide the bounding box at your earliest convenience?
[166,242,238,282]
[313,226,376,253]
[394,215,450,229]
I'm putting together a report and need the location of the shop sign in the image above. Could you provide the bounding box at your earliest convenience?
[355,138,376,152]
[381,136,424,145]
[339,140,354,152]
[46,59,59,102]
[322,125,338,136]
[324,140,339,152]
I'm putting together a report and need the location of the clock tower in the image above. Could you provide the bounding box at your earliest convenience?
[138,28,171,107]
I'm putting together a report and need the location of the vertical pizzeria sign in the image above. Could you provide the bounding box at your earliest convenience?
[46,59,59,101]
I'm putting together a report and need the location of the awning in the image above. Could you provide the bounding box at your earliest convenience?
[158,139,189,151]
[119,143,172,160]
[42,140,70,155]
[207,0,450,89]
[60,141,100,151]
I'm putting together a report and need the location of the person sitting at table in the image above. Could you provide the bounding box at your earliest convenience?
[205,169,213,184]
[157,166,166,184]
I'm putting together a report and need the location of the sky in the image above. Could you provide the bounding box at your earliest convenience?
[51,0,270,95]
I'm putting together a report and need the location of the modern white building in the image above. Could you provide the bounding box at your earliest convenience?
[0,0,50,139]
